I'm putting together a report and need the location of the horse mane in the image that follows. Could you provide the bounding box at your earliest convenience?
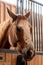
[0,19,12,48]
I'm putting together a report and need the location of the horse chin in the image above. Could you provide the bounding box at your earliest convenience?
[24,52,35,61]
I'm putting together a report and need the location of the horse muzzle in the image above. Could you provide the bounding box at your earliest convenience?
[22,46,35,61]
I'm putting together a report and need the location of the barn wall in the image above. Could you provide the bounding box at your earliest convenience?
[0,52,43,65]
[0,1,43,65]
[0,1,16,23]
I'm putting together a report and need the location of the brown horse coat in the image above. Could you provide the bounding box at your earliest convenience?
[0,8,35,60]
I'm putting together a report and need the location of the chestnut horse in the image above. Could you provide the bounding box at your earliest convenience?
[0,8,35,61]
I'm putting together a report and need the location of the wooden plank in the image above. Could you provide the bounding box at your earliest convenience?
[4,62,11,65]
[0,2,5,22]
[0,1,16,22]
[29,55,36,65]
[37,55,42,65]
[28,55,42,65]
[0,53,5,62]
[11,54,17,65]
[11,54,19,65]
[41,55,43,65]
[6,53,11,62]
[11,5,16,14]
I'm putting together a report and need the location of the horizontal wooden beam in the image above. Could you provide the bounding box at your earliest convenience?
[0,49,19,53]
[0,49,43,55]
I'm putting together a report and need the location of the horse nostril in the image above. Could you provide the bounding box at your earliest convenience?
[27,50,32,57]
[23,48,35,60]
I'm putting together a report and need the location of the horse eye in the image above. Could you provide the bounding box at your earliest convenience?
[16,27,21,32]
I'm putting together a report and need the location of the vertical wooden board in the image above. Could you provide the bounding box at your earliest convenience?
[34,55,42,65]
[0,53,5,62]
[11,5,16,14]
[33,55,42,65]
[4,62,11,65]
[6,53,11,62]
[29,55,36,65]
[0,2,5,22]
[31,55,39,65]
[36,55,41,65]
[0,2,16,23]
[36,55,42,65]
[11,54,18,65]
[41,55,43,65]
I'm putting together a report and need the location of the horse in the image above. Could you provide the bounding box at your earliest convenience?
[0,8,35,61]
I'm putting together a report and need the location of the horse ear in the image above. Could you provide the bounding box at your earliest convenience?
[7,8,17,21]
[25,11,30,18]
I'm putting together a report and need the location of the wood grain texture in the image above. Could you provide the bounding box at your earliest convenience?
[0,52,43,65]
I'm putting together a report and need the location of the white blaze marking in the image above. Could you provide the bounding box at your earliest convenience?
[8,35,13,46]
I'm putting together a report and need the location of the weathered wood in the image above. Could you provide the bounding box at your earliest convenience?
[0,52,43,65]
[0,1,16,23]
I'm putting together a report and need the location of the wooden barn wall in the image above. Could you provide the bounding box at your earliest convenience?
[0,1,43,65]
[0,52,43,65]
[0,1,16,23]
